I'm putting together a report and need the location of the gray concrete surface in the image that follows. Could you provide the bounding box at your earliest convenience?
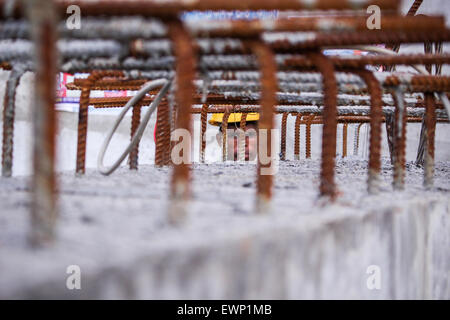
[0,159,448,299]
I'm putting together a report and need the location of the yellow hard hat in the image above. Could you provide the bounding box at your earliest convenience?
[208,112,259,126]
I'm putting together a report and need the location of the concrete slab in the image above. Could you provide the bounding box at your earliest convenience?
[0,159,448,299]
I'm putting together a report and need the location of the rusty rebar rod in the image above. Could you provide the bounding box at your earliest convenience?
[342,123,348,158]
[271,30,450,52]
[28,0,58,247]
[353,123,364,156]
[309,52,338,199]
[238,112,247,161]
[6,15,444,41]
[221,108,232,162]
[162,99,173,166]
[285,53,450,70]
[155,99,171,167]
[252,41,278,212]
[190,15,440,38]
[356,70,383,194]
[280,112,289,161]
[382,74,450,92]
[168,18,196,224]
[424,93,436,189]
[76,70,124,174]
[199,103,208,163]
[129,104,141,170]
[294,113,302,160]
[1,0,397,17]
[1,64,25,177]
[385,113,395,164]
[89,98,448,120]
[305,115,314,159]
[416,40,442,166]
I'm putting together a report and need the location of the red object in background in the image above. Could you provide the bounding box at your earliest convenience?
[154,122,157,142]
[104,90,128,98]
[57,73,68,98]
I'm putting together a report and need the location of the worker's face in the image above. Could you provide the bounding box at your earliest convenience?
[216,123,258,161]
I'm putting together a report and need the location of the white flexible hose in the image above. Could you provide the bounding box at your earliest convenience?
[97,78,172,175]
[328,45,450,118]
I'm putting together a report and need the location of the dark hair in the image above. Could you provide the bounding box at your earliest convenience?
[218,121,257,132]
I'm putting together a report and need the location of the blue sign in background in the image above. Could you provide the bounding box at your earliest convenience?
[182,10,278,21]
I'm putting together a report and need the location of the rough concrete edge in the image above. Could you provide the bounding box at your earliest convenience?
[2,195,449,299]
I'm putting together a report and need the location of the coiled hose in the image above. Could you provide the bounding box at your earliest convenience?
[98,78,172,175]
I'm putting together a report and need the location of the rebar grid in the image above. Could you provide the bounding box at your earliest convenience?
[0,0,448,237]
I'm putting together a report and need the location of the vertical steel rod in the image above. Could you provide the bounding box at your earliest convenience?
[309,52,338,199]
[342,123,348,158]
[221,109,232,162]
[424,92,436,188]
[280,112,288,161]
[252,41,278,212]
[305,115,314,159]
[28,0,58,246]
[199,103,208,163]
[155,99,170,167]
[294,113,302,160]
[392,88,407,190]
[1,65,25,177]
[357,70,383,194]
[129,104,141,170]
[76,70,123,174]
[238,112,248,161]
[168,18,197,224]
